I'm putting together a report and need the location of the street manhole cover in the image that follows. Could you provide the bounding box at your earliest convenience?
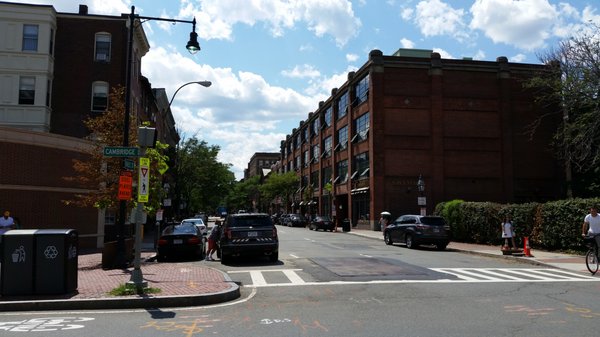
[311,257,428,277]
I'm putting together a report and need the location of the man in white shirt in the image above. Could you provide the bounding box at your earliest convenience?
[0,210,15,234]
[582,206,600,248]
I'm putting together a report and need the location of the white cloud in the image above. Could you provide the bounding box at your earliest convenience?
[413,0,470,41]
[401,8,414,20]
[281,65,321,79]
[432,48,453,59]
[510,53,527,63]
[183,0,362,47]
[470,0,558,51]
[472,49,485,60]
[400,38,415,48]
[346,53,359,62]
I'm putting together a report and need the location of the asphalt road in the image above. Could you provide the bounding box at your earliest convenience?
[1,225,599,336]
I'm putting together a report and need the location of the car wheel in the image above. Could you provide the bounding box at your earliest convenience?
[436,243,448,251]
[406,234,416,249]
[384,232,393,245]
[156,254,166,262]
[269,252,279,262]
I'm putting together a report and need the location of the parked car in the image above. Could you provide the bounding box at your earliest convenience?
[157,223,206,261]
[286,213,308,227]
[278,214,290,226]
[219,213,279,264]
[383,215,450,250]
[308,215,335,231]
[193,212,208,225]
[181,218,207,236]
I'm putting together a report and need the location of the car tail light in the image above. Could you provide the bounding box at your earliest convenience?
[158,238,168,246]
[273,227,278,238]
[187,237,201,245]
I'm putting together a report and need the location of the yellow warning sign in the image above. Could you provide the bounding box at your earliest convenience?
[138,157,150,203]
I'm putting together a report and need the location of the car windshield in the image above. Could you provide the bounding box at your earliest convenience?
[163,224,198,235]
[182,219,204,226]
[229,216,273,228]
[420,217,446,226]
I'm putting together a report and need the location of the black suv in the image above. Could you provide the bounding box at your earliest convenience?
[383,215,451,250]
[219,213,279,264]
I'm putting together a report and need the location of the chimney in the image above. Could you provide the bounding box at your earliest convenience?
[79,5,88,15]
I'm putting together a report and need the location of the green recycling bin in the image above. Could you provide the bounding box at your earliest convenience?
[34,229,78,295]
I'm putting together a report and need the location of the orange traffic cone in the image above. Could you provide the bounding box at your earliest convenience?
[524,236,533,257]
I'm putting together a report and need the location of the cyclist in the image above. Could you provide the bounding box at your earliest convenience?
[582,206,600,250]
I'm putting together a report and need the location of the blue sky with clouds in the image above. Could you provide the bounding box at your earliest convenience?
[14,0,600,179]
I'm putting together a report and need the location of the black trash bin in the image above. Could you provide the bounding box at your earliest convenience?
[34,229,78,295]
[1,230,37,296]
[342,219,351,232]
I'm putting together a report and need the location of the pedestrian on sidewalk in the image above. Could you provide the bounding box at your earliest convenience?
[379,211,391,232]
[500,214,517,249]
[0,210,16,234]
[206,220,222,261]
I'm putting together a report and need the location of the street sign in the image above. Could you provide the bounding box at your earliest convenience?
[123,159,135,170]
[103,146,139,157]
[118,174,133,200]
[138,157,150,203]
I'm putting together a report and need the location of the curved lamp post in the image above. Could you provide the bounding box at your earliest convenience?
[116,5,202,280]
[168,81,212,108]
[417,174,426,216]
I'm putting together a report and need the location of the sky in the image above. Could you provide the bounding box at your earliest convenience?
[12,0,600,179]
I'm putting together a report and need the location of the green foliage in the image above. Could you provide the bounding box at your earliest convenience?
[175,138,235,217]
[109,284,161,296]
[226,176,261,211]
[439,197,600,252]
[259,171,300,209]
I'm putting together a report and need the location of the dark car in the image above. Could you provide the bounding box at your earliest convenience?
[286,213,308,227]
[383,215,451,250]
[308,215,335,231]
[219,213,279,264]
[157,223,206,261]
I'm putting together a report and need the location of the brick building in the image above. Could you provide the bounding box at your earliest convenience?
[0,2,179,248]
[244,152,279,180]
[279,49,563,229]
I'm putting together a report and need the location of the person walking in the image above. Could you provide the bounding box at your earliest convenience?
[206,220,222,261]
[380,211,391,232]
[501,215,517,249]
[0,210,16,234]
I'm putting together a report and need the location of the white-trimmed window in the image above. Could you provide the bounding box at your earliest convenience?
[22,24,39,51]
[92,82,109,111]
[95,33,111,62]
[19,77,36,105]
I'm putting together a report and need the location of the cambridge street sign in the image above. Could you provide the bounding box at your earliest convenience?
[103,146,139,157]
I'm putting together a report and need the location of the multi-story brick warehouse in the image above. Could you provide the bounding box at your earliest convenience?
[278,49,563,230]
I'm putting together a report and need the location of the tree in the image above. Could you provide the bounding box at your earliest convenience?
[526,23,600,196]
[225,176,261,212]
[175,138,235,217]
[63,86,170,216]
[260,172,300,212]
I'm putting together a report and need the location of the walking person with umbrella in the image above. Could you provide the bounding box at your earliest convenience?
[379,211,391,232]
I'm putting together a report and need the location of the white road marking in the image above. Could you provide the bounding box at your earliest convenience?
[289,254,300,259]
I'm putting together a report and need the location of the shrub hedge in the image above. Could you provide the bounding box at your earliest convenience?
[434,198,600,252]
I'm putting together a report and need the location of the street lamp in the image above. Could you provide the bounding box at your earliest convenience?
[115,5,202,269]
[168,81,212,107]
[417,174,426,216]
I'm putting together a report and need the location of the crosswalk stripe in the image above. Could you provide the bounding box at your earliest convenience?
[249,271,267,286]
[282,269,306,284]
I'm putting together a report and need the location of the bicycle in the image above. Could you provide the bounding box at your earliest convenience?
[584,235,599,275]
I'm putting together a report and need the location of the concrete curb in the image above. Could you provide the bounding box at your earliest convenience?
[0,272,240,312]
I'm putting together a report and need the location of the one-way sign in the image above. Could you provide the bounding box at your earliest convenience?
[103,146,139,157]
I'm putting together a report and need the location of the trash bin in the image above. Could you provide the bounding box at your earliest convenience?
[342,219,351,232]
[1,230,37,296]
[34,229,78,295]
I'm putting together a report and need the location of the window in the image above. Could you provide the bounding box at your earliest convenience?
[322,167,332,187]
[336,125,348,151]
[19,77,35,105]
[95,33,111,62]
[49,28,54,55]
[322,136,332,158]
[336,159,348,184]
[354,75,369,106]
[22,24,38,51]
[295,156,301,170]
[46,79,51,107]
[353,112,370,143]
[312,144,320,164]
[337,91,349,119]
[311,171,319,189]
[312,118,320,137]
[296,134,301,148]
[303,150,309,167]
[302,128,308,143]
[324,106,332,128]
[353,152,369,180]
[92,82,109,111]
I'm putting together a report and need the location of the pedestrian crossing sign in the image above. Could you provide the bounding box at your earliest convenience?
[138,157,150,203]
